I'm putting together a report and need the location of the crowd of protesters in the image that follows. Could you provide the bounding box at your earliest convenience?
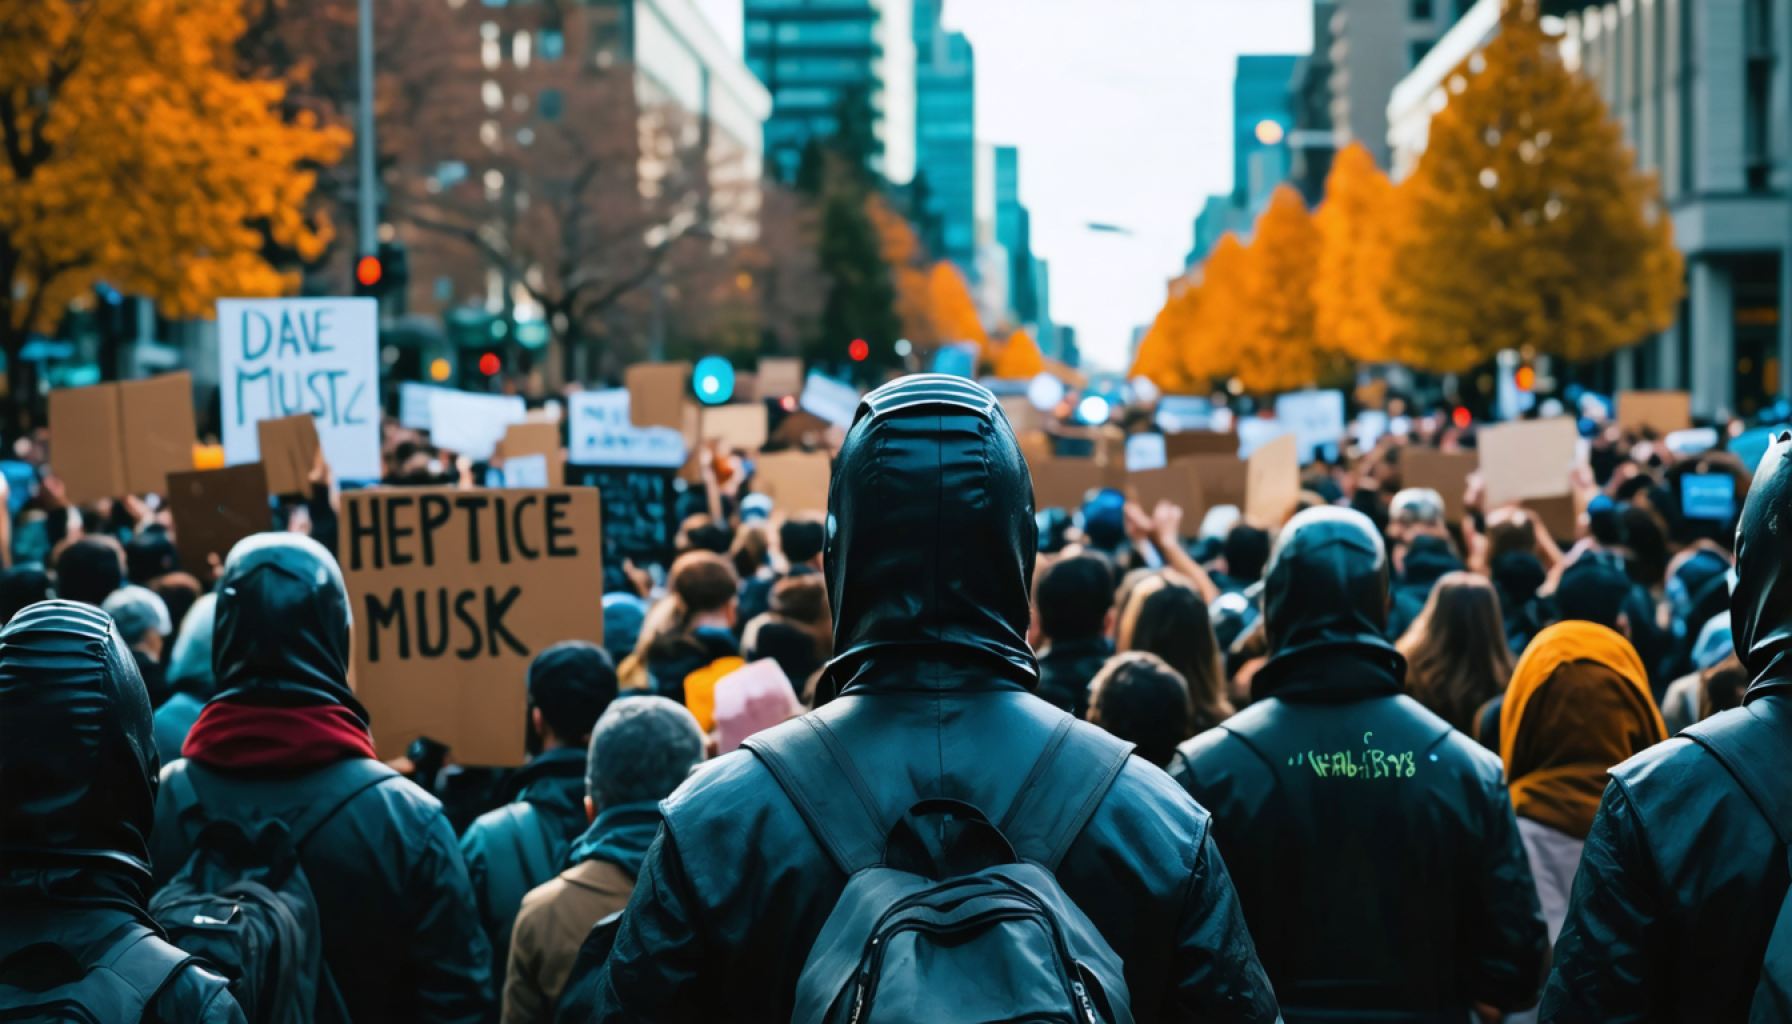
[1,374,1790,1022]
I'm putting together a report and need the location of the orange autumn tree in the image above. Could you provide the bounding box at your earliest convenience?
[1130,278,1199,393]
[867,193,940,349]
[1181,232,1251,385]
[925,260,988,348]
[1233,186,1328,394]
[1314,142,1400,364]
[1387,0,1682,372]
[991,328,1045,379]
[0,0,347,376]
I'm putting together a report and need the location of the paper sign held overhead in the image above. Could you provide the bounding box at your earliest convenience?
[1031,457,1121,512]
[495,421,563,487]
[753,451,831,513]
[342,487,603,766]
[699,405,769,452]
[799,372,862,428]
[399,382,456,431]
[567,389,688,468]
[1126,463,1204,528]
[257,414,322,497]
[1237,416,1294,461]
[166,463,272,577]
[1124,433,1168,472]
[218,298,380,480]
[625,362,693,429]
[1244,433,1300,529]
[48,372,198,504]
[1478,417,1580,508]
[1274,389,1346,460]
[425,390,527,461]
[1184,455,1248,514]
[1616,390,1692,435]
[1164,430,1237,460]
[1400,449,1477,522]
[757,358,804,397]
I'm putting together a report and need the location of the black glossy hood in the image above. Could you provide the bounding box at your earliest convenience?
[0,600,157,882]
[1732,432,1792,703]
[821,375,1038,696]
[212,532,368,722]
[1261,506,1403,670]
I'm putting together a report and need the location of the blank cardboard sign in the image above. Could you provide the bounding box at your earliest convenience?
[1182,455,1248,514]
[118,373,199,496]
[1126,463,1204,528]
[754,451,831,513]
[48,384,128,506]
[1032,457,1119,512]
[700,405,769,451]
[1164,430,1237,460]
[625,362,692,429]
[1401,449,1477,521]
[1245,434,1300,529]
[50,373,198,503]
[341,487,603,766]
[1479,418,1579,507]
[1616,390,1691,435]
[166,464,272,577]
[257,414,322,497]
[757,357,804,397]
[495,422,563,487]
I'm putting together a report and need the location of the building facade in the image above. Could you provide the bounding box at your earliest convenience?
[1329,0,1475,170]
[1289,1,1339,204]
[1185,55,1300,267]
[744,0,914,185]
[913,0,977,271]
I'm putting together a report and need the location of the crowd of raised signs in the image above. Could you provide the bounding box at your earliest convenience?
[4,350,1792,1023]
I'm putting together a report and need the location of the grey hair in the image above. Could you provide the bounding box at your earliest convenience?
[585,696,706,810]
[1390,487,1446,526]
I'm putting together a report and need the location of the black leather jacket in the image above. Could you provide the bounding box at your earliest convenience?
[1175,509,1548,1022]
[591,374,1279,1022]
[1541,433,1792,1022]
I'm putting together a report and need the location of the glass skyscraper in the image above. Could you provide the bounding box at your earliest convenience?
[913,0,976,271]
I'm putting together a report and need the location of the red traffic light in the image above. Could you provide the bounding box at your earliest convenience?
[848,338,869,362]
[1514,365,1536,391]
[1452,406,1472,429]
[478,352,501,376]
[355,255,383,288]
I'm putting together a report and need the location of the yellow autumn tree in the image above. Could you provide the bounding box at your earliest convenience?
[0,0,347,381]
[991,328,1045,380]
[1387,0,1683,372]
[1182,233,1250,385]
[1233,186,1328,394]
[925,261,988,348]
[1130,280,1198,393]
[867,193,938,348]
[1314,142,1400,364]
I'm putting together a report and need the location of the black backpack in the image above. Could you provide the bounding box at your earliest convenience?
[1684,697,1792,1022]
[148,759,394,1024]
[745,715,1137,1024]
[0,927,195,1023]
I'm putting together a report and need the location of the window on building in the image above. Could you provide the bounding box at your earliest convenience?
[539,89,563,121]
[1408,39,1433,68]
[1745,58,1773,191]
[1410,0,1433,19]
[539,28,564,60]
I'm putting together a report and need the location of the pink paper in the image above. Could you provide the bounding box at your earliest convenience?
[712,658,804,754]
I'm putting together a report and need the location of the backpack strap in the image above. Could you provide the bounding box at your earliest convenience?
[743,716,886,876]
[998,718,1135,871]
[507,802,559,886]
[1684,698,1792,846]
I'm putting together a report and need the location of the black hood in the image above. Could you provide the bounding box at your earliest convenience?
[0,600,157,889]
[821,375,1038,698]
[1261,506,1404,675]
[1733,432,1792,703]
[212,532,367,722]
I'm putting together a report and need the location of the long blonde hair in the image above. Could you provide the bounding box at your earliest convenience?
[1117,572,1233,733]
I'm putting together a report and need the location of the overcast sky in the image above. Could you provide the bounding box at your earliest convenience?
[945,0,1313,371]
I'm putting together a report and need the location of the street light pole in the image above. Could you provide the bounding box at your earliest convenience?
[356,0,377,259]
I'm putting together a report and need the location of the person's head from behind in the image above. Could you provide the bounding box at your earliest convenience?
[668,550,740,632]
[1117,573,1229,725]
[822,375,1037,701]
[213,532,364,719]
[0,567,53,626]
[166,592,219,699]
[1221,524,1271,585]
[55,536,125,607]
[584,696,705,819]
[602,592,649,667]
[1388,487,1446,544]
[779,517,826,572]
[1395,571,1512,732]
[124,529,178,585]
[102,584,173,660]
[1554,553,1631,634]
[0,601,156,887]
[1087,652,1191,769]
[1731,431,1792,697]
[730,523,770,580]
[676,515,733,556]
[527,641,619,757]
[1261,506,1392,660]
[1033,553,1115,646]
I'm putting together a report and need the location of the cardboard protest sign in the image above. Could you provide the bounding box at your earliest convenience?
[1479,418,1579,508]
[1125,433,1168,472]
[257,414,322,497]
[998,394,1043,435]
[1401,449,1477,521]
[426,390,527,461]
[699,404,769,451]
[799,372,862,428]
[48,372,198,503]
[567,389,688,468]
[495,422,563,487]
[1126,463,1204,527]
[757,358,804,397]
[1275,389,1346,460]
[1522,493,1580,543]
[1616,390,1692,435]
[342,487,602,765]
[1245,434,1300,528]
[1031,457,1119,512]
[1185,455,1248,513]
[218,298,379,480]
[1164,430,1237,460]
[625,362,692,429]
[754,451,831,513]
[166,464,271,576]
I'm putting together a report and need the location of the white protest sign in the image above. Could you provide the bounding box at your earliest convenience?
[567,389,688,468]
[499,453,550,488]
[400,382,457,430]
[218,298,380,480]
[426,390,526,461]
[1352,410,1389,450]
[1156,396,1215,433]
[1125,433,1168,471]
[799,372,862,428]
[1274,389,1346,461]
[1235,416,1293,460]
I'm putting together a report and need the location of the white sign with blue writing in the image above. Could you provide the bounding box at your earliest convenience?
[219,298,380,480]
[568,389,688,468]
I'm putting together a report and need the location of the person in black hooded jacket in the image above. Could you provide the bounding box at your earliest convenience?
[591,374,1279,1022]
[1540,432,1792,1023]
[0,600,244,1023]
[1175,506,1548,1023]
[149,533,493,1022]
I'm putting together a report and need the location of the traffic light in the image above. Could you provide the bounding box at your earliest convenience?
[477,351,502,377]
[692,355,735,405]
[848,338,870,363]
[352,241,409,312]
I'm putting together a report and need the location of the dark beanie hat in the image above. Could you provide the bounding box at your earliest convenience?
[527,641,619,744]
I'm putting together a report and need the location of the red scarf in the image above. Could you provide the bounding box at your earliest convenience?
[182,701,377,770]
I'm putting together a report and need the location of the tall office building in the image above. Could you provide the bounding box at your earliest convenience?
[993,144,1041,325]
[1186,55,1299,266]
[745,0,915,185]
[913,0,977,270]
[1328,0,1472,169]
[1288,2,1338,203]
